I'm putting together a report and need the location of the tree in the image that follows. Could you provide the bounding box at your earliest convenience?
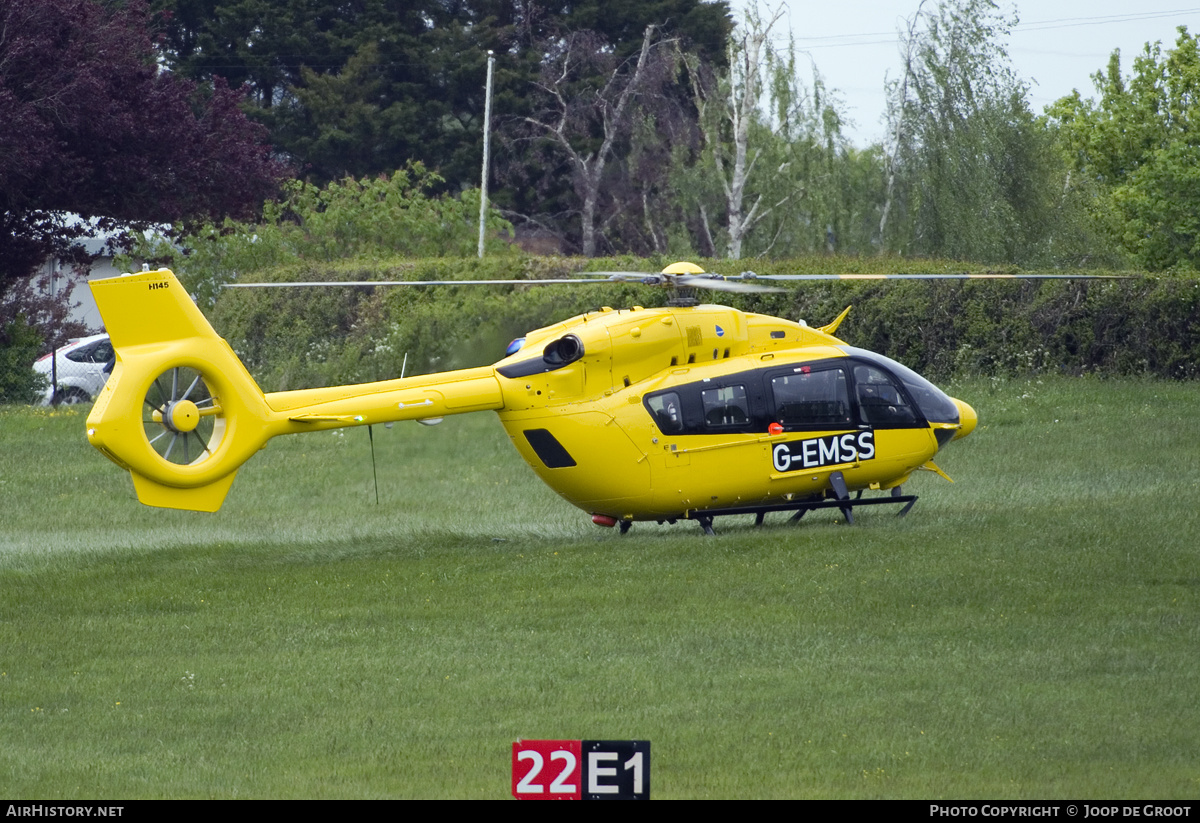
[878,0,928,247]
[0,316,46,403]
[0,0,287,294]
[880,0,1085,265]
[687,5,782,259]
[156,0,543,185]
[513,25,680,257]
[155,0,733,201]
[1048,28,1200,269]
[671,4,862,259]
[122,164,514,308]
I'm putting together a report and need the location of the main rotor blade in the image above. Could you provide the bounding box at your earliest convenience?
[588,270,785,293]
[224,278,620,288]
[585,271,662,280]
[731,272,1130,282]
[675,274,785,294]
[222,271,1129,291]
[581,270,1126,285]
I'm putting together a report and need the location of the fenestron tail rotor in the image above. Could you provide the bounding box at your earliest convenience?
[87,269,283,512]
[143,366,225,466]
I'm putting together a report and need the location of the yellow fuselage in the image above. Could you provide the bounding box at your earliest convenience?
[488,304,968,521]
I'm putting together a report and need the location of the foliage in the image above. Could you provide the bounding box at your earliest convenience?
[1048,28,1200,270]
[683,6,793,259]
[156,0,732,189]
[776,277,1200,381]
[194,252,1200,390]
[738,77,881,258]
[0,269,89,353]
[207,256,660,390]
[129,0,1200,267]
[0,269,89,404]
[120,165,515,308]
[669,4,879,260]
[506,26,683,257]
[881,0,1105,267]
[0,316,46,404]
[0,0,287,293]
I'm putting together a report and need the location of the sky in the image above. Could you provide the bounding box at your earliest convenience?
[736,1,1200,146]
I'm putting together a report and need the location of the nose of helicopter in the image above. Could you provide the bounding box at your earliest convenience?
[950,398,977,441]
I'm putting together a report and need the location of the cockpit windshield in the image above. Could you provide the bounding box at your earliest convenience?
[838,346,960,425]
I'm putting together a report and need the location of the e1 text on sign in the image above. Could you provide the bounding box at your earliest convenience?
[511,740,650,800]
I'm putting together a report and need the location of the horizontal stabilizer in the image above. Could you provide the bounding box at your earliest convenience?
[289,413,365,423]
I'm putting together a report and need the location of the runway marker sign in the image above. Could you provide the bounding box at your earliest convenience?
[512,740,650,800]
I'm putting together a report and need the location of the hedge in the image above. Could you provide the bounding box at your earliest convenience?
[204,256,1200,390]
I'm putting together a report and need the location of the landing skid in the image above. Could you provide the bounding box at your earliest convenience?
[681,472,916,536]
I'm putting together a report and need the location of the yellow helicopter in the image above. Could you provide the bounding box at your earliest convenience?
[83,261,1056,535]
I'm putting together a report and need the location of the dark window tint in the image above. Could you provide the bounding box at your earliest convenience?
[66,340,113,364]
[771,368,852,428]
[66,343,96,363]
[701,385,748,428]
[839,346,959,425]
[645,392,684,434]
[854,364,917,426]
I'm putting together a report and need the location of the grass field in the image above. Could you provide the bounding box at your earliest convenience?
[2,376,1198,799]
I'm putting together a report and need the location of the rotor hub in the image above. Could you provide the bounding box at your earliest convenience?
[165,399,201,433]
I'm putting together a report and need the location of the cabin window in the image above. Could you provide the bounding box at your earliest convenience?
[644,369,766,436]
[853,364,917,426]
[646,391,684,434]
[770,368,852,428]
[701,385,749,428]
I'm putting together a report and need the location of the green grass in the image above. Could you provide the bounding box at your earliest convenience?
[2,376,1198,798]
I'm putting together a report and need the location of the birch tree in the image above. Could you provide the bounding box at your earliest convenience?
[518,25,672,256]
[675,4,859,259]
[684,6,785,259]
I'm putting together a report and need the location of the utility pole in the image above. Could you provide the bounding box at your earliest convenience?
[478,50,496,259]
[50,260,58,402]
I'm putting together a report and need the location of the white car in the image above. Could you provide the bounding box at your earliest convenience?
[33,333,113,405]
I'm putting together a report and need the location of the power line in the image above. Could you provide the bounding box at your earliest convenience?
[784,8,1200,51]
[1016,8,1200,32]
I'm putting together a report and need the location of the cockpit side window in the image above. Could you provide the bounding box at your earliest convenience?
[770,367,852,428]
[853,364,918,426]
